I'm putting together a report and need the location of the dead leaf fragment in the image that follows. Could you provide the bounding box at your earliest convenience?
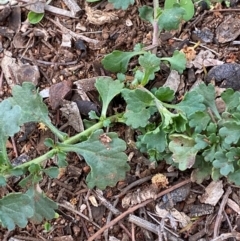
[60,100,84,132]
[85,4,118,25]
[122,185,158,208]
[163,70,180,93]
[89,195,98,207]
[49,80,73,110]
[227,198,240,214]
[216,15,240,43]
[15,64,40,86]
[199,180,224,206]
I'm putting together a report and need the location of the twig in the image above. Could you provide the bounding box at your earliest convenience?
[46,17,99,45]
[85,189,93,221]
[87,179,191,241]
[129,214,159,235]
[58,203,101,229]
[21,56,78,66]
[45,5,76,18]
[119,222,132,239]
[172,37,220,56]
[94,189,121,215]
[11,136,18,157]
[210,231,240,241]
[13,236,43,241]
[62,0,82,17]
[131,222,136,241]
[0,70,4,96]
[115,175,153,198]
[213,186,232,238]
[104,198,119,240]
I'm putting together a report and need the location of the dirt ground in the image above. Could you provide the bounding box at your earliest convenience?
[1,0,240,240]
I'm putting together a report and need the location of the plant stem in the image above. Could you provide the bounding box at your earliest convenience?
[152,0,160,54]
[63,114,122,144]
[45,120,68,141]
[11,114,123,171]
[13,149,57,170]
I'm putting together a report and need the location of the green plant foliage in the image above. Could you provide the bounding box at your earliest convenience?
[26,187,58,224]
[95,77,124,118]
[121,89,156,128]
[160,51,187,74]
[0,193,34,230]
[101,50,144,73]
[139,6,154,23]
[108,0,134,9]
[27,11,44,24]
[169,134,198,170]
[176,91,206,117]
[158,5,186,30]
[0,99,21,137]
[164,0,194,21]
[70,130,130,189]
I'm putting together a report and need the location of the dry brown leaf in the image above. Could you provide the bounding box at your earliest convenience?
[199,180,224,206]
[122,185,158,208]
[85,4,118,25]
[49,80,72,110]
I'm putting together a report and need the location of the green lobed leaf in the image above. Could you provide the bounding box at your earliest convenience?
[0,99,21,137]
[141,127,167,153]
[71,129,130,189]
[213,151,234,176]
[56,151,68,167]
[189,111,211,133]
[108,0,134,9]
[26,187,58,224]
[9,82,50,124]
[43,167,59,178]
[158,5,186,31]
[139,6,154,24]
[228,170,240,185]
[0,193,34,230]
[44,138,55,148]
[121,89,156,128]
[176,91,205,117]
[169,134,197,170]
[193,83,221,119]
[95,77,124,118]
[164,0,194,21]
[194,134,210,151]
[221,88,240,112]
[202,145,217,162]
[191,156,212,184]
[139,52,161,85]
[219,122,240,144]
[101,50,141,73]
[152,86,175,102]
[160,51,186,74]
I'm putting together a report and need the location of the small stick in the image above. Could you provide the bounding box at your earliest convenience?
[213,186,232,238]
[58,203,101,229]
[46,17,99,45]
[45,4,76,18]
[0,70,4,96]
[172,37,220,56]
[62,0,82,17]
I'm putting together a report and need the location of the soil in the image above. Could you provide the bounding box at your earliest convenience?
[1,0,240,241]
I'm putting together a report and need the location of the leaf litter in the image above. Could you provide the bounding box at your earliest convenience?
[1,0,240,240]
